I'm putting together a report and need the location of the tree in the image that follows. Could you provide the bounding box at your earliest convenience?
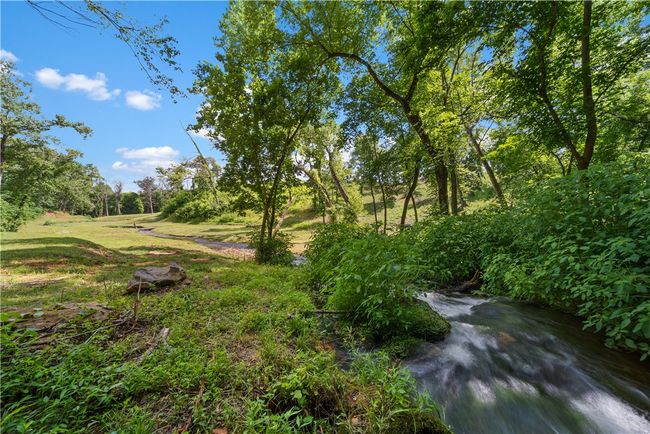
[1,61,91,183]
[295,122,361,222]
[92,182,113,217]
[113,181,123,215]
[194,1,333,262]
[476,0,650,170]
[1,61,95,228]
[283,1,475,213]
[135,176,157,214]
[121,192,145,215]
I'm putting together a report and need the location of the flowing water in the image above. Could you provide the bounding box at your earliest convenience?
[406,293,650,434]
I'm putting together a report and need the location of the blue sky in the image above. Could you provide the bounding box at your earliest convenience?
[1,1,229,191]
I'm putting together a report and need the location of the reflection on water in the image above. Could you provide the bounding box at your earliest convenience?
[406,293,650,434]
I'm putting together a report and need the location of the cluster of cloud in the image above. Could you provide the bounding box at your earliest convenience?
[112,146,180,174]
[35,68,121,101]
[0,49,18,63]
[34,67,161,110]
[125,90,161,111]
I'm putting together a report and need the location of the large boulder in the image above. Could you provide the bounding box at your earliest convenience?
[126,262,187,293]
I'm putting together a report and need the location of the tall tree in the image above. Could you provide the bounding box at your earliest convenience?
[113,181,123,215]
[136,176,157,214]
[0,61,90,183]
[194,1,334,261]
[477,0,650,170]
[282,1,474,213]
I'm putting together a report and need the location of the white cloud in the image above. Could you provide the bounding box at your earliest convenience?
[116,146,179,160]
[125,90,161,111]
[35,67,120,101]
[0,49,18,63]
[112,146,179,174]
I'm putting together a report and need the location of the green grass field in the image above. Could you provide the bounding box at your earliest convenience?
[95,185,443,254]
[0,213,449,433]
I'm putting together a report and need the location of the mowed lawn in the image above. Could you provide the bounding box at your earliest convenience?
[0,214,447,433]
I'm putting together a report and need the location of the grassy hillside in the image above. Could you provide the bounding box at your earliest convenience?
[109,184,449,254]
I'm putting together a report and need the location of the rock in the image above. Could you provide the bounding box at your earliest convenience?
[408,300,452,342]
[126,262,187,293]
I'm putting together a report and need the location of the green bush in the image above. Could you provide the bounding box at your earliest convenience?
[120,193,145,215]
[160,190,194,218]
[250,231,294,266]
[325,232,448,340]
[0,198,25,231]
[483,154,650,357]
[410,210,515,287]
[305,222,373,291]
[161,191,226,222]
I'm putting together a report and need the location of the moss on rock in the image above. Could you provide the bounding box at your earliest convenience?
[406,301,451,342]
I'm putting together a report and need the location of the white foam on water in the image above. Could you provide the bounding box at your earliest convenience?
[420,292,489,319]
[571,390,650,434]
[495,377,539,396]
[468,379,496,404]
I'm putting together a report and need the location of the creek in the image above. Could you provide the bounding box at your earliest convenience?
[406,293,650,434]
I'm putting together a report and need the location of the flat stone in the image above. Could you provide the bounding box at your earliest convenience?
[126,262,187,293]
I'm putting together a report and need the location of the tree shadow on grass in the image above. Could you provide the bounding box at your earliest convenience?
[2,238,122,269]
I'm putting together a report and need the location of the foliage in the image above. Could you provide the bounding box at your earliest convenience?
[482,154,650,357]
[323,231,446,340]
[161,191,224,222]
[250,231,293,266]
[120,192,144,215]
[0,61,101,225]
[194,1,336,263]
[160,190,194,218]
[304,222,373,290]
[0,198,26,232]
[411,210,515,287]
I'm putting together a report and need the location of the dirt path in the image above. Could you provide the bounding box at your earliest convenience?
[138,228,306,264]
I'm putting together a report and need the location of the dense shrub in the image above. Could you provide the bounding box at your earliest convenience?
[410,210,515,287]
[483,154,650,357]
[120,192,145,215]
[250,231,294,266]
[160,190,194,217]
[305,222,373,291]
[319,231,449,340]
[306,154,650,357]
[161,191,227,222]
[0,198,25,231]
[0,200,42,232]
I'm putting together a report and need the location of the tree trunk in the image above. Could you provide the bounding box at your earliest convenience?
[272,191,293,236]
[411,194,418,223]
[369,182,379,229]
[327,149,351,207]
[378,178,388,234]
[105,195,110,217]
[463,124,504,201]
[435,164,449,214]
[551,151,567,176]
[406,111,449,213]
[458,182,467,209]
[0,134,7,183]
[148,194,154,214]
[578,0,597,170]
[450,167,459,215]
[400,159,420,228]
